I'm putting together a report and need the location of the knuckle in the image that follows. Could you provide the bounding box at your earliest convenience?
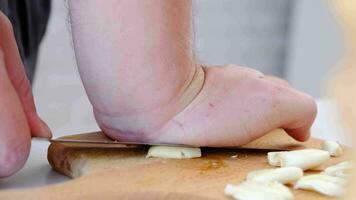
[267,84,287,97]
[224,64,248,72]
[224,64,265,78]
[267,75,290,86]
[281,79,289,85]
[224,64,237,67]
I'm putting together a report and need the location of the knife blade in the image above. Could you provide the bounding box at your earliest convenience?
[49,132,195,148]
[49,129,305,150]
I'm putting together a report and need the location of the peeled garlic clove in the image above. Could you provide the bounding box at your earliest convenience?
[267,151,284,166]
[247,167,303,184]
[322,141,343,157]
[294,174,348,197]
[146,146,201,159]
[323,161,354,178]
[224,181,294,200]
[280,149,330,170]
[268,149,330,170]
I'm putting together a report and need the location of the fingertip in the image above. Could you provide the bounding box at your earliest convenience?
[285,127,311,142]
[40,118,52,138]
[31,118,52,138]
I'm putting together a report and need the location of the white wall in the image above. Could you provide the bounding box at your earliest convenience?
[33,0,99,137]
[286,0,345,97]
[194,0,292,76]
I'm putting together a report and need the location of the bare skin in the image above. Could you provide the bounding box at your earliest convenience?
[99,64,316,146]
[0,12,51,177]
[0,0,316,177]
[69,0,316,146]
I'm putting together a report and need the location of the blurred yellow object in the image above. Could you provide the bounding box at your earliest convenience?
[332,0,356,46]
[328,0,356,199]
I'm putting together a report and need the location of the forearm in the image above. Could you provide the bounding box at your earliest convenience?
[69,0,198,115]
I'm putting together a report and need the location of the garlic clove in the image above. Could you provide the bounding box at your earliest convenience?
[267,151,284,166]
[323,161,354,178]
[146,146,201,159]
[247,167,303,184]
[267,149,330,170]
[294,174,348,197]
[322,140,343,157]
[225,181,294,200]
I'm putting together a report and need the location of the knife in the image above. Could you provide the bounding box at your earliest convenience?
[49,131,194,148]
[49,129,305,150]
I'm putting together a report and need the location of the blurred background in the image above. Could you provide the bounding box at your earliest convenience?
[33,0,349,143]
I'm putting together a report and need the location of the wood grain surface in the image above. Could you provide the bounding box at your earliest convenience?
[0,129,351,199]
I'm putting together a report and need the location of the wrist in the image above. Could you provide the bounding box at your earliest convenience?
[176,63,205,113]
[94,63,205,142]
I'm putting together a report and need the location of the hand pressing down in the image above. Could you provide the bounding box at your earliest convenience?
[96,64,317,147]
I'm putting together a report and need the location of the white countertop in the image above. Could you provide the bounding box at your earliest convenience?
[0,99,352,190]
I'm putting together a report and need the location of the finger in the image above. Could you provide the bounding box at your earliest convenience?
[285,126,311,142]
[0,47,31,177]
[0,12,51,138]
[276,87,317,141]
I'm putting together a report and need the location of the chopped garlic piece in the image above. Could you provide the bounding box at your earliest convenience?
[322,141,343,157]
[294,174,347,197]
[224,181,294,200]
[267,151,284,166]
[267,149,330,170]
[247,167,303,184]
[146,146,201,159]
[323,161,354,178]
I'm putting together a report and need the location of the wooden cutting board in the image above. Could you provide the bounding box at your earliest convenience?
[0,129,351,199]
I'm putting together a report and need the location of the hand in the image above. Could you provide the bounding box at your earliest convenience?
[96,64,317,146]
[0,12,51,177]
